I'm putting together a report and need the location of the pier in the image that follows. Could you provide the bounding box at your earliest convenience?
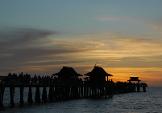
[0,66,147,110]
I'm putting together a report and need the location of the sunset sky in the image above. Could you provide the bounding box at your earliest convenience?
[0,0,162,86]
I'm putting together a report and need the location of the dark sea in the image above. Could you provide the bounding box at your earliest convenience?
[2,87,162,113]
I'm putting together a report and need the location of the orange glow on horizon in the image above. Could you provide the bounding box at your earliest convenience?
[105,67,162,87]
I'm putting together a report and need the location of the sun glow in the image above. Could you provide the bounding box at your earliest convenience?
[105,67,162,86]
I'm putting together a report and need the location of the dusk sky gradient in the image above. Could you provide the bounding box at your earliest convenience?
[0,0,162,86]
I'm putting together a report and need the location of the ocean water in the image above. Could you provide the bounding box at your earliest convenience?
[2,87,162,113]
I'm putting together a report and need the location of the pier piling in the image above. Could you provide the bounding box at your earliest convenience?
[0,82,5,109]
[42,87,47,103]
[20,86,24,105]
[35,86,41,103]
[9,86,15,107]
[28,86,33,104]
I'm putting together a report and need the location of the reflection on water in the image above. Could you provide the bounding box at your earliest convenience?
[2,87,162,113]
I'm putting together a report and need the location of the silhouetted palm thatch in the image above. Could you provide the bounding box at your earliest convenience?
[85,66,112,82]
[53,66,82,80]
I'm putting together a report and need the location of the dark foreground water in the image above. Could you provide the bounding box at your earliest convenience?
[2,87,162,113]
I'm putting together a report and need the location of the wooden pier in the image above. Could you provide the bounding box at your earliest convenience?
[0,66,147,110]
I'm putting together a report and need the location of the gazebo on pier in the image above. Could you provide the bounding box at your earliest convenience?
[85,66,113,83]
[128,76,141,83]
[84,66,113,97]
[127,76,147,92]
[52,66,82,99]
[53,66,82,81]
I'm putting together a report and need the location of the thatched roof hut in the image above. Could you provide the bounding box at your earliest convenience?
[128,76,141,83]
[85,66,112,82]
[53,66,82,80]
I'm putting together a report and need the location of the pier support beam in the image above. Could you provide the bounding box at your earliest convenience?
[48,86,54,102]
[28,86,33,104]
[143,86,146,92]
[137,84,140,92]
[35,86,41,103]
[10,86,15,107]
[142,83,147,92]
[0,82,5,109]
[20,86,24,106]
[42,87,47,103]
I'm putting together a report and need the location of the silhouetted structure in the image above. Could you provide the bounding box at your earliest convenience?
[128,76,148,92]
[0,66,147,110]
[53,66,82,80]
[85,66,112,83]
[128,76,141,92]
[128,76,141,83]
[53,66,82,99]
[84,66,113,98]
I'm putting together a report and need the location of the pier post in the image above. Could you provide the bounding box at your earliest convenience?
[84,86,88,97]
[10,86,15,107]
[35,86,41,103]
[42,87,47,103]
[143,86,146,92]
[48,86,54,102]
[136,83,140,92]
[0,82,5,109]
[20,86,24,106]
[142,83,147,92]
[28,86,33,104]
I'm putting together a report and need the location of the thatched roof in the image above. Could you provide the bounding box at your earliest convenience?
[85,66,112,77]
[128,77,141,82]
[54,66,82,79]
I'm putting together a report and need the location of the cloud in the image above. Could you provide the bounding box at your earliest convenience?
[0,28,102,75]
[151,20,162,35]
[62,33,162,68]
[0,29,162,75]
[0,28,57,48]
[0,28,62,74]
[96,16,138,22]
[73,34,162,57]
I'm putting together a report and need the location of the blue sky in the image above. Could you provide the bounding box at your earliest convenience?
[1,0,162,34]
[0,0,162,86]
